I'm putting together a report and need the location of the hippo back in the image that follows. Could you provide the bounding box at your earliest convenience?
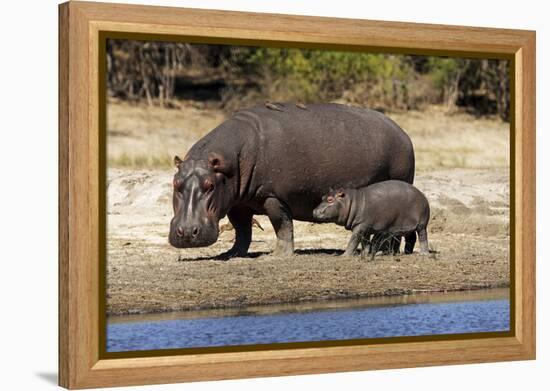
[229,103,415,221]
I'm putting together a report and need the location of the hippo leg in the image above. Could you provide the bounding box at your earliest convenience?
[418,227,429,255]
[360,235,371,259]
[217,207,253,259]
[404,232,416,254]
[343,230,363,257]
[263,198,294,256]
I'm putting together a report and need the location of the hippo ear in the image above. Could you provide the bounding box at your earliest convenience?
[174,155,183,167]
[208,152,234,177]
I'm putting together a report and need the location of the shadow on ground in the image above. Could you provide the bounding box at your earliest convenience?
[176,248,345,262]
[35,372,57,385]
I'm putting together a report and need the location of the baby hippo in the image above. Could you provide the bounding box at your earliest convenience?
[312,180,430,256]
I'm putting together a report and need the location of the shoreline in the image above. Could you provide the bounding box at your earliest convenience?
[108,286,509,320]
[107,240,510,316]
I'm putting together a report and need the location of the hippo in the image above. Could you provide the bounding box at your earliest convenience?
[312,181,430,256]
[169,102,415,258]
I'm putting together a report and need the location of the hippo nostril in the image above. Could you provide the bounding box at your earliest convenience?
[192,227,200,238]
[176,226,184,238]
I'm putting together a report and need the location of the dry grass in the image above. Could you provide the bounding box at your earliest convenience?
[107,101,226,167]
[389,106,509,169]
[107,102,509,170]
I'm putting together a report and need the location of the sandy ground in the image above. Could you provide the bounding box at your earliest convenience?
[106,102,510,315]
[106,167,509,315]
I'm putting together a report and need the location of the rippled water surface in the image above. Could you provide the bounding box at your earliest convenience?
[107,289,509,352]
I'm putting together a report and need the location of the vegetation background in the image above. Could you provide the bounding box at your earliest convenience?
[107,40,509,120]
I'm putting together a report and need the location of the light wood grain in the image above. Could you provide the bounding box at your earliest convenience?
[516,35,536,352]
[58,1,536,388]
[72,1,529,56]
[58,3,70,387]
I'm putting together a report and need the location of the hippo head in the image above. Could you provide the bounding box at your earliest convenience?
[312,189,347,223]
[169,153,236,248]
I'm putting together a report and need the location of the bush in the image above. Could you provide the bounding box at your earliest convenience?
[107,39,510,120]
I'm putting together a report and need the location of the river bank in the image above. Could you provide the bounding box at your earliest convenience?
[106,168,509,315]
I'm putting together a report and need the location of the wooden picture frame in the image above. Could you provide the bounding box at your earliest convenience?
[59,1,536,388]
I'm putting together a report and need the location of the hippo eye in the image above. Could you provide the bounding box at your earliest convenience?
[327,196,335,203]
[202,178,215,192]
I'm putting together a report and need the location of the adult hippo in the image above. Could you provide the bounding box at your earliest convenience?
[169,102,415,258]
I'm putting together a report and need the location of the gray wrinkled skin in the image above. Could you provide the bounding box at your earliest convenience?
[312,181,430,256]
[169,103,415,259]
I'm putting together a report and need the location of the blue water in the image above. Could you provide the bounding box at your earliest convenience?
[107,299,509,352]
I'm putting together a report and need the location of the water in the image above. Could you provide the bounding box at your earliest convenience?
[107,289,509,352]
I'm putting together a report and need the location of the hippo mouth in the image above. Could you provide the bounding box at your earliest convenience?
[168,219,220,248]
[312,206,330,221]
